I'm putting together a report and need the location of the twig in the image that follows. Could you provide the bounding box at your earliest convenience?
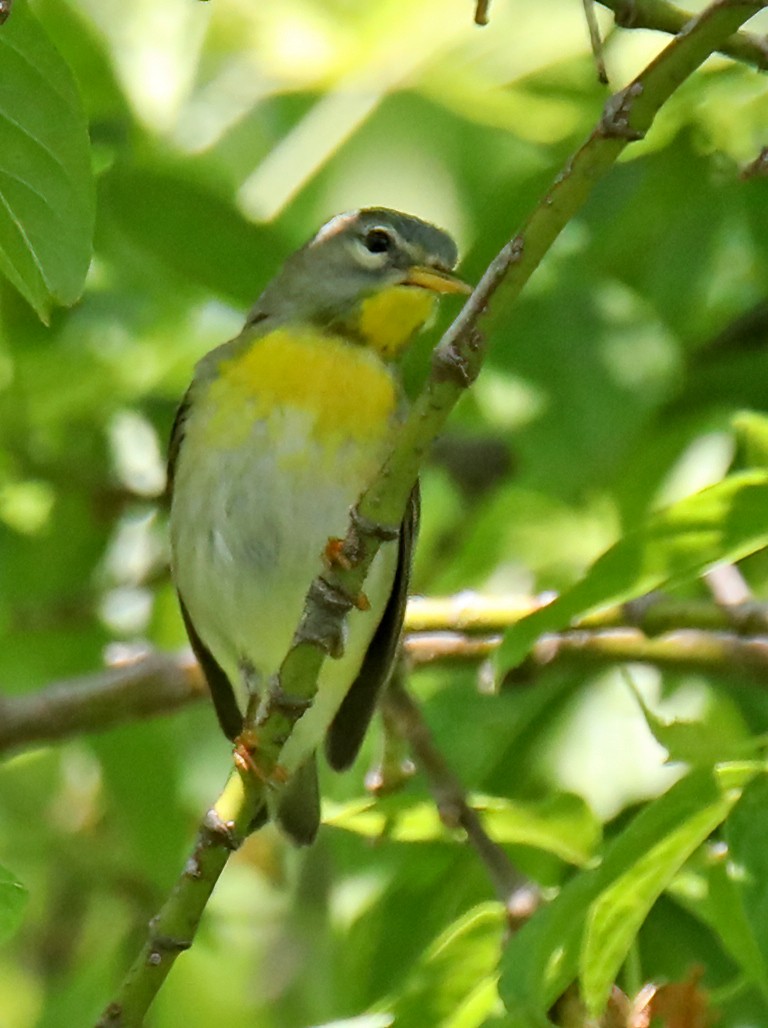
[530,626,768,679]
[742,145,768,177]
[382,670,539,924]
[475,0,491,26]
[406,591,768,637]
[0,651,205,753]
[599,0,768,70]
[704,564,753,606]
[406,625,768,683]
[7,594,768,756]
[251,0,768,767]
[584,0,610,82]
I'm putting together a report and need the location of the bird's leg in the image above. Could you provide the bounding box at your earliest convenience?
[233,662,292,785]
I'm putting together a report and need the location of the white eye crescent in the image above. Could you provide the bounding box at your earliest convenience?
[352,227,396,269]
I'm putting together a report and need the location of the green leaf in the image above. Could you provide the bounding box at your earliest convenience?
[725,775,768,997]
[324,792,601,866]
[498,763,761,1020]
[0,2,94,319]
[732,410,768,470]
[629,679,753,767]
[668,848,768,998]
[380,903,505,1028]
[496,471,768,674]
[0,864,27,943]
[580,764,755,1016]
[474,794,601,867]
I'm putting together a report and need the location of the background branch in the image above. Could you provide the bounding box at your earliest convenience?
[381,669,541,924]
[5,593,768,756]
[599,0,768,69]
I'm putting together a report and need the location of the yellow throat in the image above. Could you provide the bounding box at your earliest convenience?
[354,284,437,360]
[198,284,436,449]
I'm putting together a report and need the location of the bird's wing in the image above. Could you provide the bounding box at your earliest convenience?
[324,483,419,771]
[275,752,321,846]
[166,387,191,497]
[168,388,244,741]
[178,594,243,741]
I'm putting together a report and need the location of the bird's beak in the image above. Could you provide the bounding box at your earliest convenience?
[403,266,473,296]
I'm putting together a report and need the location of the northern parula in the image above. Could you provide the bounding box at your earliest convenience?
[168,208,469,843]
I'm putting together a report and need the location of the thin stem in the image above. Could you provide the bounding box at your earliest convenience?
[382,672,539,922]
[599,0,768,70]
[584,0,610,82]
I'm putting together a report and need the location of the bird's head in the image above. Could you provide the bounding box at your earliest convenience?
[249,208,471,359]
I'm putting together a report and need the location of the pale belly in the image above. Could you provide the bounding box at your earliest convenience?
[170,401,399,773]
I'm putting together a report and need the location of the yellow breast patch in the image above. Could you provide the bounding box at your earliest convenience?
[202,327,398,447]
[357,286,436,360]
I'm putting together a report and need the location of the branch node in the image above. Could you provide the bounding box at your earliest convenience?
[432,332,485,388]
[506,235,525,264]
[263,676,313,717]
[147,933,192,957]
[147,917,193,958]
[612,0,638,28]
[599,81,645,140]
[183,854,203,879]
[349,505,402,543]
[97,1002,122,1027]
[296,577,355,657]
[202,808,242,851]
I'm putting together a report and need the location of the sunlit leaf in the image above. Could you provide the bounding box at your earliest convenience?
[580,763,757,1017]
[499,764,761,1020]
[324,792,600,865]
[629,681,753,767]
[496,472,768,674]
[380,902,505,1028]
[732,410,768,470]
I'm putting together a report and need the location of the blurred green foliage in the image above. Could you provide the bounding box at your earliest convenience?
[3,0,768,1024]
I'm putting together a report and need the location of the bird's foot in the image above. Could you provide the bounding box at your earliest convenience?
[233,729,289,786]
[322,539,370,610]
[324,536,352,570]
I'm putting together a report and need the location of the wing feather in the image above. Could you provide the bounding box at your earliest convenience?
[324,485,419,771]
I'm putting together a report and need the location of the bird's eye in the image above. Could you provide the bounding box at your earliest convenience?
[363,228,393,254]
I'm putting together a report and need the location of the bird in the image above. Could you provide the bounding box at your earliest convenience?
[168,207,470,844]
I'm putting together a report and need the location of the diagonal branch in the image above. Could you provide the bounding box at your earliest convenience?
[381,669,540,925]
